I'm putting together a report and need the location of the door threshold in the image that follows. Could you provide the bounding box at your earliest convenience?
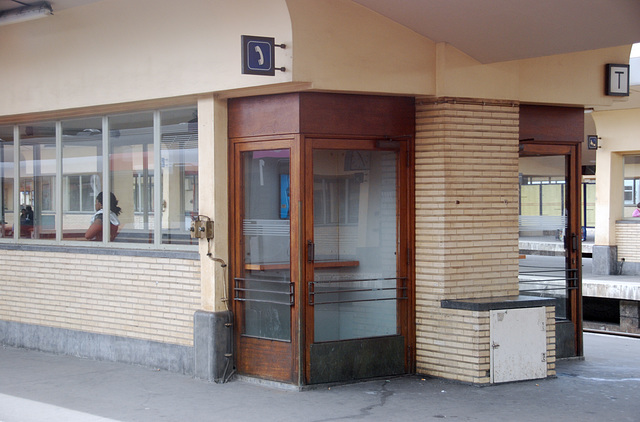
[233,375,304,392]
[234,374,412,392]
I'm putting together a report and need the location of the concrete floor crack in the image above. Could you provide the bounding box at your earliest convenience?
[358,380,394,418]
[310,380,394,422]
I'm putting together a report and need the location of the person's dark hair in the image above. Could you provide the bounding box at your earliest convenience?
[96,192,122,216]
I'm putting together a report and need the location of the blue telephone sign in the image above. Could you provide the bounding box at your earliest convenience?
[242,35,275,76]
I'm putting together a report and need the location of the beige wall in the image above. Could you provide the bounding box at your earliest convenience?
[285,0,436,95]
[519,155,566,176]
[0,0,293,116]
[1,0,633,119]
[592,107,640,246]
[436,43,633,107]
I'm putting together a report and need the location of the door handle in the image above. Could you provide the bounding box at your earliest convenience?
[572,233,578,252]
[307,240,315,263]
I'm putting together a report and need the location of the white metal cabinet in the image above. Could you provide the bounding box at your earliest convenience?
[490,307,547,383]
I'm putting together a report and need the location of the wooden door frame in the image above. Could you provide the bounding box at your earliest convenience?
[519,139,583,357]
[302,135,416,383]
[229,135,302,383]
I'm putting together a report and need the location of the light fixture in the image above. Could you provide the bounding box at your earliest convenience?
[0,2,53,27]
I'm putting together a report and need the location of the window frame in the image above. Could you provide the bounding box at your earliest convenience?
[0,105,198,250]
[623,154,640,219]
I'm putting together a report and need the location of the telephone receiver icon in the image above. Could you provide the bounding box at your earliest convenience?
[254,45,265,66]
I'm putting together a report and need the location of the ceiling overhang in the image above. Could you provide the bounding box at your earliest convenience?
[353,0,640,63]
[2,0,639,65]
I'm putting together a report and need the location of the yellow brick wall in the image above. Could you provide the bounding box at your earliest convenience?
[0,250,201,347]
[546,306,557,377]
[415,97,541,382]
[415,98,520,300]
[416,307,491,383]
[616,222,640,262]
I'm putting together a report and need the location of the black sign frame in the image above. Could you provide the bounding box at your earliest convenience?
[241,35,276,76]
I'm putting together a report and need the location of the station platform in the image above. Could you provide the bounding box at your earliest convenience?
[1,332,639,421]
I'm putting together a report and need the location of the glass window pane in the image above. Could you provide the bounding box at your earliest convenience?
[240,149,291,341]
[584,182,596,228]
[519,156,569,319]
[109,112,154,244]
[0,126,14,239]
[62,117,103,241]
[160,107,198,245]
[19,123,56,240]
[623,155,640,217]
[313,149,398,342]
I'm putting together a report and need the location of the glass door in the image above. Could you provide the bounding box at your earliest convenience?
[232,139,300,383]
[304,139,411,384]
[518,140,582,357]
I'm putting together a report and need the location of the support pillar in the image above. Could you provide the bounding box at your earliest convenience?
[194,95,232,381]
[620,301,640,333]
[592,245,618,275]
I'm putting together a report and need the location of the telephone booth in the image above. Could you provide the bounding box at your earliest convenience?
[229,92,415,385]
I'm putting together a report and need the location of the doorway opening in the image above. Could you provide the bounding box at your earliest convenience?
[518,140,583,358]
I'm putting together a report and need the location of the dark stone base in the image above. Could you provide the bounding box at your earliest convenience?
[194,310,234,382]
[0,320,193,374]
[309,335,405,384]
[555,320,577,359]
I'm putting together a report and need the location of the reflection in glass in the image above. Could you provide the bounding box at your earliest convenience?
[62,118,103,240]
[518,156,569,318]
[313,150,398,342]
[160,108,198,245]
[0,126,14,238]
[109,112,154,243]
[623,155,640,217]
[239,149,291,341]
[19,123,56,240]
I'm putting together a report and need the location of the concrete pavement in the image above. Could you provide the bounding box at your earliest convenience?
[1,332,639,421]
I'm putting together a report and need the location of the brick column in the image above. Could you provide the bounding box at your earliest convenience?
[414,98,549,383]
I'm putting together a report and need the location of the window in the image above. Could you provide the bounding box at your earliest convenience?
[62,117,103,240]
[0,126,14,239]
[623,155,640,217]
[519,175,565,217]
[19,123,56,239]
[64,175,100,212]
[160,108,198,245]
[0,106,198,248]
[109,112,155,244]
[313,175,360,226]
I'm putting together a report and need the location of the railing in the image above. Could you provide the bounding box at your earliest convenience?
[233,277,294,306]
[518,265,578,319]
[308,277,408,306]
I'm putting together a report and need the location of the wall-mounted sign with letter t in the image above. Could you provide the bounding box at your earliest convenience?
[605,64,630,96]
